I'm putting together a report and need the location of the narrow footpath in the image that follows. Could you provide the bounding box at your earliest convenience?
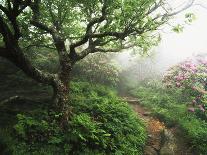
[122,96,194,155]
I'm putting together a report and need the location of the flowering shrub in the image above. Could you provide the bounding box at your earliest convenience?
[73,53,121,86]
[163,58,207,118]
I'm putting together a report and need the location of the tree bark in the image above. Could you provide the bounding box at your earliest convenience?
[51,66,73,128]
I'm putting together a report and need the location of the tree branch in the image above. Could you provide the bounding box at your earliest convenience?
[70,0,108,49]
[194,3,207,10]
[0,14,55,85]
[29,0,55,34]
[90,31,129,39]
[163,0,195,18]
[0,5,9,16]
[0,46,55,85]
[24,44,56,50]
[0,4,21,39]
[30,20,55,34]
[0,15,15,46]
[146,0,163,16]
[0,0,32,40]
[17,0,32,15]
[76,42,134,61]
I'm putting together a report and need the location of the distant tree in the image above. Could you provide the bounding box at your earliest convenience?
[0,0,194,126]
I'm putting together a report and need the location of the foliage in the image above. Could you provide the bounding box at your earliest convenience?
[14,113,62,144]
[130,82,207,154]
[172,12,196,33]
[163,58,207,119]
[69,83,147,154]
[0,0,169,65]
[172,24,184,33]
[185,13,196,24]
[26,48,59,73]
[73,53,121,86]
[1,82,146,155]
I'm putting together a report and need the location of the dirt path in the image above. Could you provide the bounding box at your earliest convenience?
[122,96,193,155]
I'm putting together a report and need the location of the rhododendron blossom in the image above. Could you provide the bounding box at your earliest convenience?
[163,58,207,114]
[188,107,195,113]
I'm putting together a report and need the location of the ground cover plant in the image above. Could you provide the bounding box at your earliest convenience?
[0,81,146,155]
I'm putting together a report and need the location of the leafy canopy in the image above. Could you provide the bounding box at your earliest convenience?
[0,0,168,60]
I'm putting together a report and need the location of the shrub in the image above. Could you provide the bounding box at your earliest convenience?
[163,58,207,116]
[73,53,121,87]
[70,97,146,154]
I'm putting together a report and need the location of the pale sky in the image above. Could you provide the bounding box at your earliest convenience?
[157,0,207,69]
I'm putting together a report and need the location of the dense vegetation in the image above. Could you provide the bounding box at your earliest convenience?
[0,72,146,154]
[73,53,122,87]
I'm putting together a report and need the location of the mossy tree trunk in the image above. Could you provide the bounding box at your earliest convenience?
[51,69,73,128]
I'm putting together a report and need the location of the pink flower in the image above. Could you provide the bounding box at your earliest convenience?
[188,107,195,112]
[198,105,205,112]
[192,87,196,90]
[176,75,185,81]
[192,100,196,105]
[199,59,207,66]
[176,82,181,87]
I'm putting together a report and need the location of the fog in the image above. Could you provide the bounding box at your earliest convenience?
[115,0,207,82]
[159,0,207,69]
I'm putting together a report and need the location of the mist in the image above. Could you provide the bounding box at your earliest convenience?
[114,0,207,83]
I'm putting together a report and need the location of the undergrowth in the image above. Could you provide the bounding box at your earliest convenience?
[0,82,147,155]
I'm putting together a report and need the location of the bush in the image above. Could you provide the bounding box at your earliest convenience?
[70,97,146,154]
[73,53,121,87]
[163,59,207,117]
[2,82,146,155]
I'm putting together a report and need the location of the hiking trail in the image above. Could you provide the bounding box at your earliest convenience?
[122,96,193,155]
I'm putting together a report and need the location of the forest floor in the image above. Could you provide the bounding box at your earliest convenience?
[122,96,194,155]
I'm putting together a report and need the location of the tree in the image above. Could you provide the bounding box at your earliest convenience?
[0,0,194,126]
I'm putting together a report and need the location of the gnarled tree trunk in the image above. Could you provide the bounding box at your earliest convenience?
[51,58,74,128]
[51,78,71,127]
